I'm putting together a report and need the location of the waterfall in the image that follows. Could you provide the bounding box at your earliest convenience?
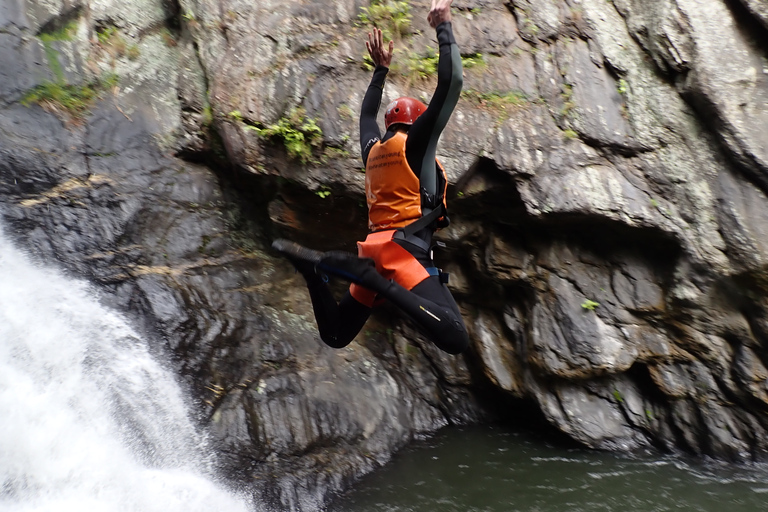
[0,227,250,512]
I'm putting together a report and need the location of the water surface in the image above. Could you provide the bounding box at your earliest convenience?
[331,426,768,512]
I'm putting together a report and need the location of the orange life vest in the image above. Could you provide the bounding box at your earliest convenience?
[365,131,448,232]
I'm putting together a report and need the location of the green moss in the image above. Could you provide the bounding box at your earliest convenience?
[563,128,578,140]
[463,90,527,106]
[248,107,323,164]
[392,47,438,80]
[581,299,599,311]
[160,28,177,47]
[462,89,529,123]
[560,82,576,118]
[361,53,375,71]
[201,104,214,126]
[38,21,79,83]
[42,42,65,83]
[523,17,539,37]
[126,44,141,60]
[97,26,133,59]
[337,104,355,120]
[39,20,78,43]
[461,52,486,70]
[22,73,119,119]
[357,0,412,41]
[617,78,628,95]
[322,146,350,161]
[97,26,119,45]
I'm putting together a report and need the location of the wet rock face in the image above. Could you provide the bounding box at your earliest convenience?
[2,0,768,510]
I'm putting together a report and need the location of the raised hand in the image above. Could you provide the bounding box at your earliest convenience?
[427,0,453,28]
[365,28,394,68]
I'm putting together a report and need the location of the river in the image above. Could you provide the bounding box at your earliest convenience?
[0,227,249,512]
[330,425,768,511]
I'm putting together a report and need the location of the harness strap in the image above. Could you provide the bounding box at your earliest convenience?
[392,230,430,252]
[391,204,446,251]
[399,205,445,238]
[425,266,450,284]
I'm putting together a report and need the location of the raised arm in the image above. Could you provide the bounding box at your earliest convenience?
[406,0,463,199]
[359,29,394,166]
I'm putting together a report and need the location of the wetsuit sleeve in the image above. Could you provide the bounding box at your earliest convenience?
[406,21,463,200]
[359,65,389,166]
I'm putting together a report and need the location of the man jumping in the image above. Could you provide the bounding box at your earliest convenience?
[273,0,468,354]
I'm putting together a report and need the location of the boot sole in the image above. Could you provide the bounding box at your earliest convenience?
[272,239,324,264]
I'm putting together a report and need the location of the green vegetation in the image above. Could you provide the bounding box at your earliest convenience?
[160,28,177,47]
[461,52,486,70]
[322,146,351,162]
[201,104,214,126]
[581,299,600,311]
[247,107,323,164]
[357,0,412,41]
[361,53,375,71]
[560,82,576,118]
[612,389,624,403]
[315,188,332,199]
[97,26,119,45]
[97,25,140,61]
[39,20,78,43]
[523,17,539,37]
[27,21,121,120]
[463,90,528,107]
[395,48,438,80]
[38,21,79,83]
[389,50,486,80]
[462,89,529,123]
[563,128,578,140]
[617,78,628,95]
[337,104,355,120]
[22,73,119,119]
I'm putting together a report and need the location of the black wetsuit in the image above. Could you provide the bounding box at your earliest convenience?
[302,21,468,354]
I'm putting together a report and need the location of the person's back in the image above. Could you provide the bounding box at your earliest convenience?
[359,13,463,237]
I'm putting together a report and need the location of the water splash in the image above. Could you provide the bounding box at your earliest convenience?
[0,228,250,512]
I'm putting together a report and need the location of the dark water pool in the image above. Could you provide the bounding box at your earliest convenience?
[330,426,768,512]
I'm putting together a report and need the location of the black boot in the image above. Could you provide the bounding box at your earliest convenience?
[317,251,379,286]
[272,240,385,288]
[272,239,323,281]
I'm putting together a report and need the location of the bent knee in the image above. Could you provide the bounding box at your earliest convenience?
[437,322,469,354]
[319,332,353,349]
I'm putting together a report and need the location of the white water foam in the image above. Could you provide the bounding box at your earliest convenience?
[0,227,250,512]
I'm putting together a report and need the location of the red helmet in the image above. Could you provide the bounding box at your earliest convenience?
[385,97,427,129]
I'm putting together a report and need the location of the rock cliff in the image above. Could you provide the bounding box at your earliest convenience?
[2,0,768,509]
